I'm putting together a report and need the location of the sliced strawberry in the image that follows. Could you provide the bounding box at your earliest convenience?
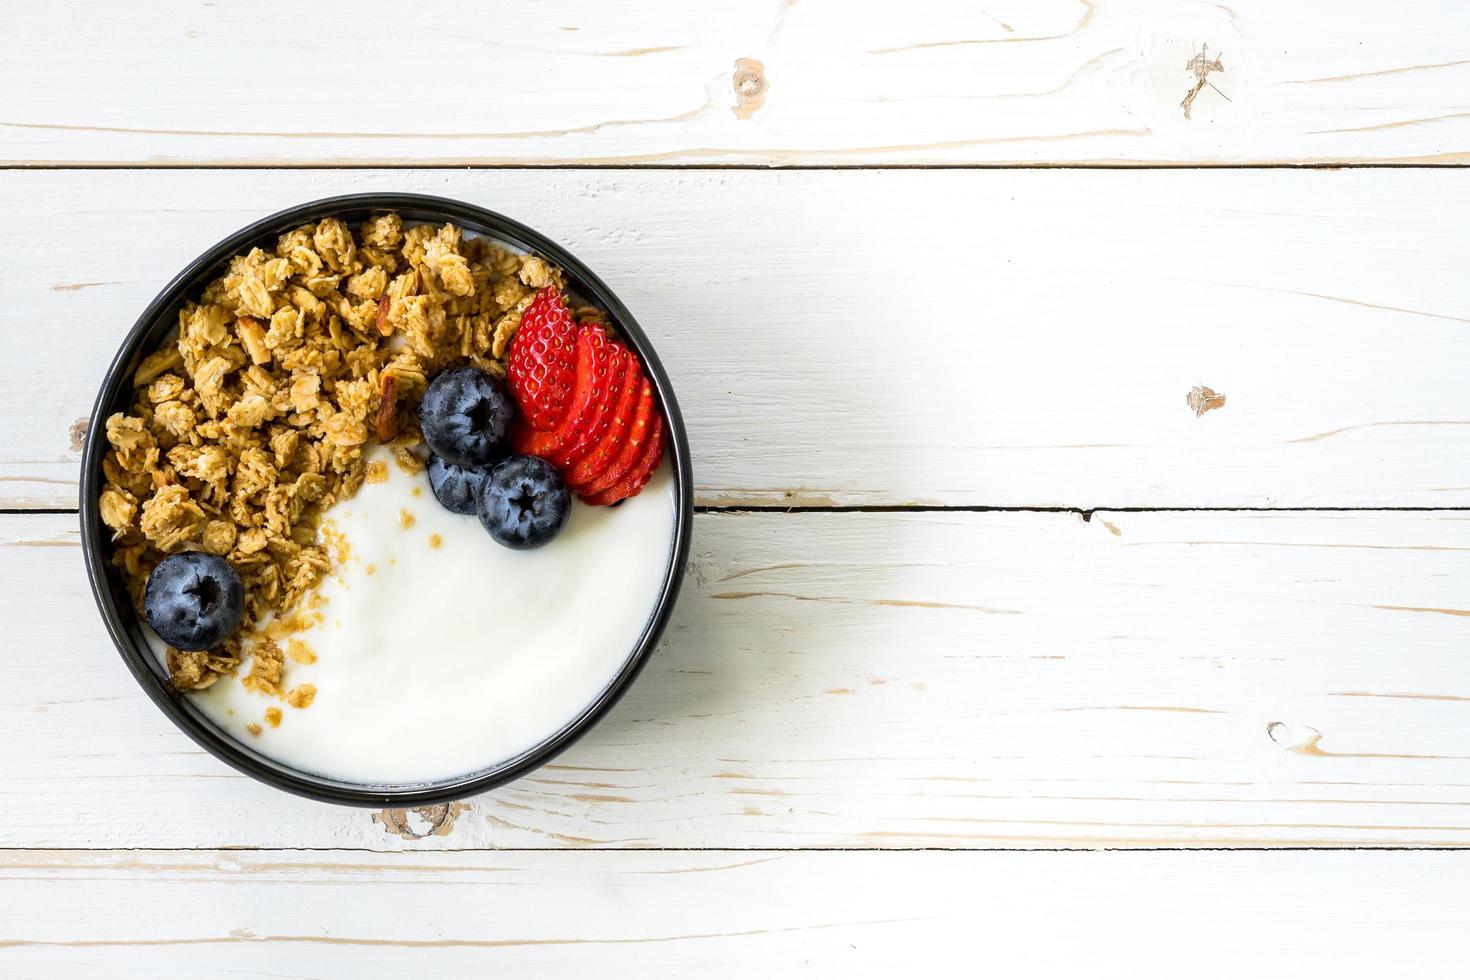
[565,346,639,488]
[511,419,562,459]
[509,322,615,465]
[557,327,625,470]
[578,377,653,497]
[581,412,664,506]
[506,286,578,431]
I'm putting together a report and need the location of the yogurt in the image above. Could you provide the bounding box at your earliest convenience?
[150,446,677,785]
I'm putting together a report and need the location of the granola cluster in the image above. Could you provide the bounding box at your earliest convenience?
[100,213,573,691]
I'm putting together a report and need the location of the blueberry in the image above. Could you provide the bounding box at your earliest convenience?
[143,552,244,651]
[419,366,513,466]
[478,454,570,550]
[426,452,490,515]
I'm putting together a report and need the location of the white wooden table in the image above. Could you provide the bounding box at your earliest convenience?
[5,2,1470,975]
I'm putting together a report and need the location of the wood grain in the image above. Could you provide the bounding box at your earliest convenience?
[8,168,1470,509]
[2,850,1466,977]
[7,1,1470,165]
[9,509,1470,849]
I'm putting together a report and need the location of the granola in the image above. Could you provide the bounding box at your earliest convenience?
[100,214,565,692]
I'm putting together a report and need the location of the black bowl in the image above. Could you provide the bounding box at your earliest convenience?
[79,193,693,807]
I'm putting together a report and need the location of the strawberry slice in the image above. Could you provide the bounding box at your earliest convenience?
[510,322,615,465]
[581,412,664,506]
[558,330,627,470]
[565,346,640,489]
[578,377,654,498]
[511,417,562,460]
[507,286,578,431]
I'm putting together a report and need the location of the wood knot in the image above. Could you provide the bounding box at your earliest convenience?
[1181,44,1227,119]
[1266,721,1326,755]
[68,417,90,453]
[372,802,468,840]
[1186,386,1226,417]
[732,58,767,119]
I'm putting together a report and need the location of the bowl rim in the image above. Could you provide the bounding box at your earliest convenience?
[79,192,694,807]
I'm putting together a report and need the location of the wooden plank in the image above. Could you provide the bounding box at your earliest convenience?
[7,1,1470,166]
[2,849,1467,977]
[8,508,1470,849]
[8,167,1470,510]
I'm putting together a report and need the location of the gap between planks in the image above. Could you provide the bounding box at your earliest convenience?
[6,163,1470,173]
[6,845,1470,855]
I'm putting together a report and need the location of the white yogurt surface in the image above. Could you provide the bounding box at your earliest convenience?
[150,447,677,785]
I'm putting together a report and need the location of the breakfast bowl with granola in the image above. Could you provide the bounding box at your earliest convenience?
[79,194,692,806]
